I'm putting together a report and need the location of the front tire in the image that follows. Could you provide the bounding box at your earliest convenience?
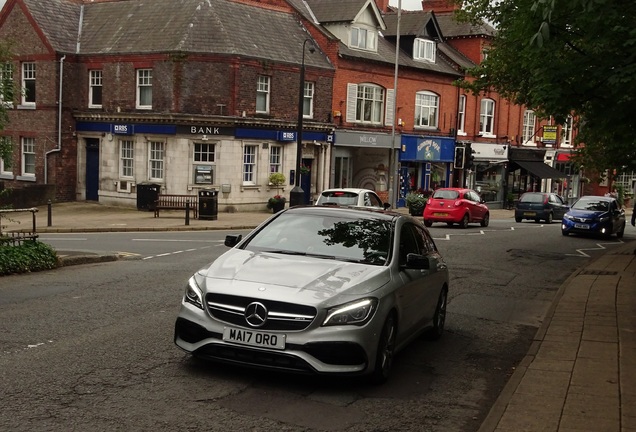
[480,213,490,227]
[617,223,625,238]
[425,288,447,341]
[370,313,397,385]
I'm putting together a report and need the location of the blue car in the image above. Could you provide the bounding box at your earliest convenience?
[561,196,626,238]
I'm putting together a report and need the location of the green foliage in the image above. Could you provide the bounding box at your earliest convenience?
[266,194,286,209]
[268,172,286,186]
[405,192,427,207]
[0,241,59,276]
[455,0,636,174]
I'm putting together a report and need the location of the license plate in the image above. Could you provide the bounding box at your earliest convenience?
[574,223,590,229]
[223,327,286,350]
[523,212,536,216]
[433,212,448,217]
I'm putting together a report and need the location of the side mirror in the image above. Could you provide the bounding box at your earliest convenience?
[224,234,242,247]
[405,253,431,269]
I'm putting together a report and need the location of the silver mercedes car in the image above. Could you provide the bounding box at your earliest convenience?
[174,205,449,383]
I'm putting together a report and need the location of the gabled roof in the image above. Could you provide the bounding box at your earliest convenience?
[21,0,82,53]
[434,12,496,38]
[382,11,439,39]
[18,0,333,70]
[304,0,385,29]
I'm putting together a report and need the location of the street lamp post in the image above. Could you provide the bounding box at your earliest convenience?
[289,38,315,207]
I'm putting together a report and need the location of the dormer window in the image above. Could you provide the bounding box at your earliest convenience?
[351,26,377,51]
[414,38,436,62]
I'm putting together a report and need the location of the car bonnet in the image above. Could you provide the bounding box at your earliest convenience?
[198,248,391,304]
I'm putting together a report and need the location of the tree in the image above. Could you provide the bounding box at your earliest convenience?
[0,42,14,165]
[454,0,636,176]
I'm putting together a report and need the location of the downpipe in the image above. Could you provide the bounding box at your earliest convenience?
[45,54,65,184]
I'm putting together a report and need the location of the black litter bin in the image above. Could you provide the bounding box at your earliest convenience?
[137,183,161,211]
[198,189,218,220]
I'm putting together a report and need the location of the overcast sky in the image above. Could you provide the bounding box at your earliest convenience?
[389,0,425,11]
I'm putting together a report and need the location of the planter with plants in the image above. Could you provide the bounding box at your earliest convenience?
[267,194,286,213]
[405,190,430,216]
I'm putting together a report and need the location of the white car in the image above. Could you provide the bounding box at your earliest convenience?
[315,188,390,209]
[174,206,449,383]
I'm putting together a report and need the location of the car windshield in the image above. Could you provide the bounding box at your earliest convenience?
[432,190,459,200]
[572,198,609,212]
[520,193,545,203]
[244,212,392,265]
[316,191,359,206]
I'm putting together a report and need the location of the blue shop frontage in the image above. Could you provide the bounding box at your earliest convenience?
[398,135,456,207]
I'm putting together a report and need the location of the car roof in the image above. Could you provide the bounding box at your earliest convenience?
[320,188,377,194]
[286,204,404,221]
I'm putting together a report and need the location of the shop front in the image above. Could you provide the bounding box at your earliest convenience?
[469,142,508,209]
[332,130,398,204]
[399,135,455,207]
[508,147,566,205]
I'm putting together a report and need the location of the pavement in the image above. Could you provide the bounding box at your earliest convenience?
[2,201,635,432]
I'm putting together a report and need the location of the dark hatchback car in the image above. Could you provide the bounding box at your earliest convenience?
[515,192,569,224]
[561,196,626,238]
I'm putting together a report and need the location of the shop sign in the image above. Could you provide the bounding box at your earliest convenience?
[417,138,441,161]
[543,126,558,144]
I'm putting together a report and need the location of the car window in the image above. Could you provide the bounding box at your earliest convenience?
[572,198,609,212]
[415,225,437,254]
[433,190,459,200]
[521,193,544,203]
[368,193,383,207]
[399,224,420,266]
[318,191,358,206]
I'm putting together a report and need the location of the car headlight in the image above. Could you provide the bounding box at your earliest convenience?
[184,273,205,310]
[599,215,610,222]
[323,298,378,327]
[563,214,574,221]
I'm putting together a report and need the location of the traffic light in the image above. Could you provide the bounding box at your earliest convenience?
[465,143,475,169]
[454,146,465,169]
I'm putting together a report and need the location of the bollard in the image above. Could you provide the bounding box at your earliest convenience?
[47,199,52,227]
[185,201,190,226]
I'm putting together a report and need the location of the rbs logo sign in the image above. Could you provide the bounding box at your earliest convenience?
[113,124,132,135]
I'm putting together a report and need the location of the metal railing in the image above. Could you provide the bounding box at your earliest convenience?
[0,208,39,246]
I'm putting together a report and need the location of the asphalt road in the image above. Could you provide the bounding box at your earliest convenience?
[1,220,633,431]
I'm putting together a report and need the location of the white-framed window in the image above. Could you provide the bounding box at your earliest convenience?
[303,81,314,118]
[457,95,466,134]
[21,137,35,176]
[479,98,495,136]
[269,145,282,173]
[0,62,14,106]
[256,75,270,114]
[415,91,439,128]
[148,141,164,180]
[350,26,377,51]
[0,136,13,176]
[136,69,152,109]
[351,83,384,124]
[243,145,257,185]
[561,115,573,147]
[89,70,103,108]
[21,62,36,105]
[119,140,134,178]
[522,110,536,144]
[414,38,436,62]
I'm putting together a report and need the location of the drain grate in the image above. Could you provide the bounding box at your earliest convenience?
[579,270,619,276]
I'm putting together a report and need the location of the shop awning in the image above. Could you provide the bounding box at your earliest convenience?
[514,160,565,179]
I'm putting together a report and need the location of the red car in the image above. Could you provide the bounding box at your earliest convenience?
[423,188,490,228]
